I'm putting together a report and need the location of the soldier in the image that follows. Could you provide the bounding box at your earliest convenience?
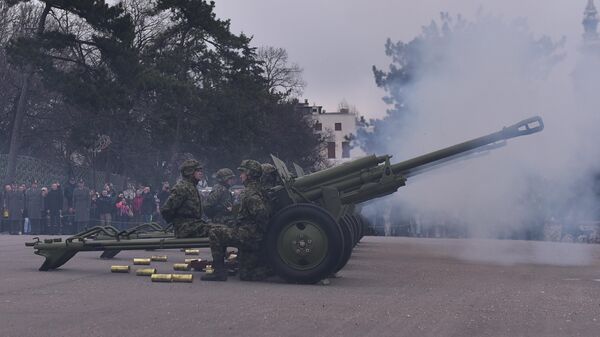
[73,179,91,233]
[160,159,209,238]
[260,163,279,190]
[204,168,235,224]
[202,159,270,282]
[26,181,44,235]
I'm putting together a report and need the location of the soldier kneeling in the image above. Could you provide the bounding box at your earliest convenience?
[202,160,271,282]
[160,159,210,238]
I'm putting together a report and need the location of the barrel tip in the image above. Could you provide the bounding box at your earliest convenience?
[505,115,544,138]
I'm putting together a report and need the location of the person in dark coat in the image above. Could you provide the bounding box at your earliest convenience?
[156,182,170,225]
[63,177,77,209]
[6,184,25,235]
[62,177,77,234]
[1,185,11,233]
[26,181,44,235]
[89,190,99,227]
[1,186,5,233]
[45,183,63,235]
[96,189,113,226]
[73,179,91,233]
[40,187,49,234]
[141,186,155,223]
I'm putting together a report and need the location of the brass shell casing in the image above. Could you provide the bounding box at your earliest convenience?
[150,255,168,262]
[184,258,200,264]
[172,274,193,283]
[133,258,151,265]
[136,268,157,276]
[151,274,173,282]
[184,249,200,255]
[173,263,190,271]
[110,265,130,273]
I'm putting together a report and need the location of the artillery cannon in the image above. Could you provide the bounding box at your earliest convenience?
[26,116,543,283]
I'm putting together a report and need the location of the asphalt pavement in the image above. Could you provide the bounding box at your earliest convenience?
[1,234,600,337]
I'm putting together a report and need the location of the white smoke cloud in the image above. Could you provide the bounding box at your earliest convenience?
[367,13,600,265]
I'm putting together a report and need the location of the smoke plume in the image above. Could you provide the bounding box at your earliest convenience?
[362,13,600,265]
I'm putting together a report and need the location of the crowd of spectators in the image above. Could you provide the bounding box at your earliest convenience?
[0,178,173,235]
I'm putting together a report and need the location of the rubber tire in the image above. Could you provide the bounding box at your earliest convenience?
[356,214,366,242]
[334,215,355,273]
[347,215,360,246]
[266,203,343,284]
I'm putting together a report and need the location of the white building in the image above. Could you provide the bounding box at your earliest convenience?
[296,100,364,164]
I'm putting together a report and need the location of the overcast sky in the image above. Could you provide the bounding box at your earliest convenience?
[214,0,587,118]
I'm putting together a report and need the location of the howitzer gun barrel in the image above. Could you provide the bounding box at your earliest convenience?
[297,116,543,203]
[293,155,388,189]
[390,116,543,176]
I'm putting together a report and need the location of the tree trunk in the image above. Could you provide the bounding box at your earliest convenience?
[4,3,51,183]
[104,151,111,184]
[170,111,182,159]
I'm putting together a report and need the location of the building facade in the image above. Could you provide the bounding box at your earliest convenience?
[296,100,363,164]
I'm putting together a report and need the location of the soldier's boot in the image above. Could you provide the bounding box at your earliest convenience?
[201,257,228,281]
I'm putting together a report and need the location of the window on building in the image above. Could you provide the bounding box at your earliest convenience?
[335,122,342,131]
[314,122,322,131]
[342,142,350,158]
[327,142,336,159]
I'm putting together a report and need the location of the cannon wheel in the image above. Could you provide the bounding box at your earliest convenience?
[347,215,360,246]
[333,215,355,274]
[266,203,344,284]
[355,214,366,242]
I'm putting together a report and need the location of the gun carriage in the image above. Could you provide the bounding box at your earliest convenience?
[26,116,544,283]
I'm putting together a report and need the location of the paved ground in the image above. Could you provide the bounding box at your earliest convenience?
[1,235,600,337]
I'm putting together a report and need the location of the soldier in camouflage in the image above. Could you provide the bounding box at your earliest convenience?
[160,159,209,238]
[260,163,279,190]
[202,159,271,282]
[204,168,235,224]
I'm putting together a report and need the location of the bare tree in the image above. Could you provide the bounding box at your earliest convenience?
[5,1,51,184]
[123,0,169,52]
[257,46,305,98]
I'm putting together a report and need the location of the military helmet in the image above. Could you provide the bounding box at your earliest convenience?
[261,163,276,175]
[180,159,203,178]
[238,159,262,178]
[215,168,235,183]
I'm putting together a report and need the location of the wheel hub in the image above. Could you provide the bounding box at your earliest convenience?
[277,221,328,271]
[292,235,313,255]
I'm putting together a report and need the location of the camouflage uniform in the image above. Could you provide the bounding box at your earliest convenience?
[204,168,234,224]
[160,159,209,238]
[260,163,278,190]
[203,160,271,281]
